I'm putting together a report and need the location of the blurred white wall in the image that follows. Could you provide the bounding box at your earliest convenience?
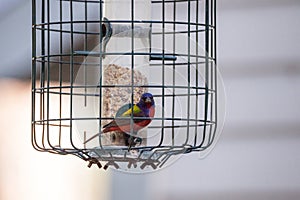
[0,80,110,200]
[138,1,300,200]
[0,0,31,78]
[0,2,111,198]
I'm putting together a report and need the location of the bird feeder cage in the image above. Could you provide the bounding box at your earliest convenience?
[32,0,222,172]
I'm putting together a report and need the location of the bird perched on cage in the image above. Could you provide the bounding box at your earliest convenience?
[84,93,155,149]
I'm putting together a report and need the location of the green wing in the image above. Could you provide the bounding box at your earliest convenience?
[115,104,132,118]
[121,105,142,117]
[115,104,142,118]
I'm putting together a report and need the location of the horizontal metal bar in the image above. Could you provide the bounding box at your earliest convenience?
[58,0,199,4]
[150,54,177,61]
[34,122,214,129]
[151,0,199,3]
[34,117,215,124]
[35,27,99,35]
[152,28,212,35]
[59,0,103,3]
[72,51,213,61]
[35,89,211,98]
[35,59,99,66]
[34,20,216,29]
[35,52,214,61]
[34,84,215,92]
[60,0,199,3]
[35,58,213,67]
[34,26,211,36]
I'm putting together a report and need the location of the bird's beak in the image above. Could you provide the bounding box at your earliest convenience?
[145,97,152,103]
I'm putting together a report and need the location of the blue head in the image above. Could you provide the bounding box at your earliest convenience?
[137,93,155,110]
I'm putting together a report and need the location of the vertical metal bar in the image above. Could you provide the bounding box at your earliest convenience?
[69,0,76,149]
[155,0,166,148]
[84,0,88,107]
[171,0,176,146]
[84,131,86,149]
[194,0,199,146]
[46,0,52,148]
[211,0,218,145]
[160,0,165,147]
[208,0,214,143]
[98,1,103,148]
[214,0,217,66]
[59,0,63,147]
[41,0,46,148]
[149,5,152,62]
[130,0,134,135]
[185,0,191,146]
[201,0,210,148]
[31,0,37,150]
[190,0,216,151]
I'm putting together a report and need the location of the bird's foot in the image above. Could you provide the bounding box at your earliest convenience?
[127,136,142,151]
[133,137,142,146]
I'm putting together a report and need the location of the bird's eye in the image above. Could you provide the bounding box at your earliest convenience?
[150,96,153,100]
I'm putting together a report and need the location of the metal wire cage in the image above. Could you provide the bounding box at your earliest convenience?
[32,0,218,171]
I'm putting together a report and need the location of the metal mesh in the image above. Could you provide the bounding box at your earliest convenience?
[31,0,217,171]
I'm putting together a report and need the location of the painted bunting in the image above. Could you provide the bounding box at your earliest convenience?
[84,93,155,148]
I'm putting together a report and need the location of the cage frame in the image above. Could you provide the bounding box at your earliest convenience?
[31,0,217,170]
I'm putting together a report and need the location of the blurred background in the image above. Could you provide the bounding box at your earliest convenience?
[0,0,300,199]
